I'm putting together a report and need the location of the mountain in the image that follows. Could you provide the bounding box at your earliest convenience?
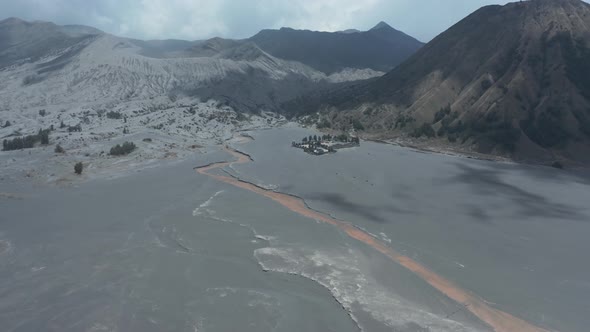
[249,22,424,74]
[2,18,415,114]
[370,21,392,31]
[298,0,590,165]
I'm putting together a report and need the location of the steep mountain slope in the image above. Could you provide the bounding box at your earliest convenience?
[249,22,424,74]
[0,18,97,69]
[303,0,590,165]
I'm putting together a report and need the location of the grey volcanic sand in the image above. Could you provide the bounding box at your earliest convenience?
[232,127,590,332]
[0,150,359,332]
[2,127,589,332]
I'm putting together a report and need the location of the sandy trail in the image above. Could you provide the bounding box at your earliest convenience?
[195,144,550,332]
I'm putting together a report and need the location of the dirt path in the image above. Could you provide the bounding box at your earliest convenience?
[196,144,550,332]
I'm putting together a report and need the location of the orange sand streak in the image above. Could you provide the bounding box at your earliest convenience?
[196,146,550,332]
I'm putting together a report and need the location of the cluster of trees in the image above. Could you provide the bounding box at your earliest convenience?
[433,105,452,124]
[109,141,136,156]
[351,119,365,131]
[299,134,359,144]
[317,118,331,129]
[337,134,349,142]
[302,135,324,143]
[411,124,436,138]
[2,129,50,151]
[394,115,416,129]
[106,111,123,119]
[520,109,569,148]
[68,124,82,132]
[433,108,521,151]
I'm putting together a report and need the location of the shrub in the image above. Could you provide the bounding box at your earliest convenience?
[55,144,65,153]
[39,109,47,117]
[74,162,83,175]
[109,141,136,156]
[4,121,11,128]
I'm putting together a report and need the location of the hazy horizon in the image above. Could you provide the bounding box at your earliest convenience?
[1,0,578,42]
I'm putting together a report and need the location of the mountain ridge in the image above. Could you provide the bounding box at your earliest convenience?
[0,17,419,115]
[289,0,590,166]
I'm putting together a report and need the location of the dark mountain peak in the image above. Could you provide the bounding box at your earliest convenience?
[370,21,394,31]
[249,24,423,74]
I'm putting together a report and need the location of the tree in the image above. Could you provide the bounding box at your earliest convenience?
[74,162,83,175]
[39,109,47,117]
[4,120,11,128]
[60,121,66,129]
[55,144,65,153]
[313,135,317,141]
[38,129,49,145]
[302,137,308,142]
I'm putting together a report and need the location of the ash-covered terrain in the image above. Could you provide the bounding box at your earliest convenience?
[0,17,419,184]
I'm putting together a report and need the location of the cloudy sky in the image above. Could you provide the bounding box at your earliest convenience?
[0,0,567,42]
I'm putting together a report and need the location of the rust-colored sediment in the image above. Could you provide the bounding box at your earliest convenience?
[196,145,549,332]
